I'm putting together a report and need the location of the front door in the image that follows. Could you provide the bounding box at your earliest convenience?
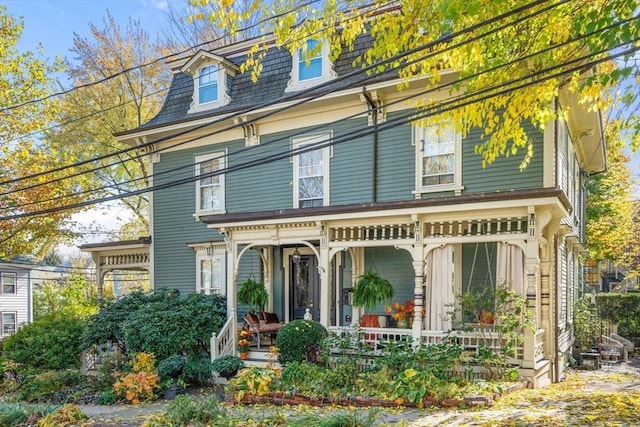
[290,254,320,320]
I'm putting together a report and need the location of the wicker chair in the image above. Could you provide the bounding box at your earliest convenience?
[243,312,283,349]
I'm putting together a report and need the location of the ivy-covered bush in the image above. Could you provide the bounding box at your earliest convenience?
[595,293,640,338]
[2,314,87,372]
[83,290,226,359]
[275,320,327,365]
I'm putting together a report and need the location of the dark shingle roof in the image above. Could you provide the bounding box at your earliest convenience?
[126,34,392,134]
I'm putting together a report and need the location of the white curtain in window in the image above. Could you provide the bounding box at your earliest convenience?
[496,242,526,295]
[425,244,454,331]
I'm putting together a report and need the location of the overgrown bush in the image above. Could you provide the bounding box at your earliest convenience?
[0,403,57,427]
[181,354,214,386]
[83,290,226,359]
[275,320,327,365]
[15,369,87,403]
[2,314,87,372]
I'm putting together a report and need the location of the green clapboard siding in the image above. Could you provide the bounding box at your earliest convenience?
[362,246,414,314]
[152,146,233,294]
[462,121,544,193]
[376,115,415,202]
[331,117,373,205]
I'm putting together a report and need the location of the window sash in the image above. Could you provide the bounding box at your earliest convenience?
[196,154,224,213]
[2,312,16,334]
[198,66,218,103]
[1,273,16,294]
[298,40,323,81]
[296,140,327,208]
[419,123,457,187]
[198,256,223,295]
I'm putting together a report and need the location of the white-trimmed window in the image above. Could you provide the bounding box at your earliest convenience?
[293,133,331,208]
[198,65,219,104]
[1,272,16,294]
[183,52,238,114]
[414,121,462,194]
[1,312,16,335]
[195,152,225,216]
[286,39,336,92]
[190,243,226,295]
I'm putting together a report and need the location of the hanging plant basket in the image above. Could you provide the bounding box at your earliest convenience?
[352,269,394,311]
[237,278,268,312]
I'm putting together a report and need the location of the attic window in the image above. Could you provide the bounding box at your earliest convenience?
[286,39,336,92]
[198,65,219,104]
[184,52,237,114]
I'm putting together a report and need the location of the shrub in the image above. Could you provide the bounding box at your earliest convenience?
[2,314,86,372]
[211,355,244,380]
[113,352,160,404]
[181,354,213,386]
[142,395,226,427]
[158,354,188,380]
[15,369,87,403]
[0,403,57,427]
[83,291,227,359]
[34,404,87,427]
[275,320,328,365]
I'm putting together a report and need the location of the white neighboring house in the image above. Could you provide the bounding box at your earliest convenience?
[0,260,36,338]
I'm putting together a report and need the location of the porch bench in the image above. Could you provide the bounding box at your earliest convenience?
[244,312,283,349]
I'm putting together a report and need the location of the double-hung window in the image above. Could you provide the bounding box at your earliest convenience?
[1,273,16,294]
[198,254,224,295]
[293,134,331,208]
[1,312,16,335]
[415,121,462,194]
[195,152,225,215]
[298,39,323,81]
[198,65,218,104]
[287,39,336,92]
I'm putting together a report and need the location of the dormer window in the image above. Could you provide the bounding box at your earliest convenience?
[298,39,322,81]
[198,65,219,104]
[286,39,336,92]
[183,50,238,114]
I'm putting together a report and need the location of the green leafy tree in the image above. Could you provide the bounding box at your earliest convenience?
[0,6,86,259]
[33,274,98,320]
[198,0,639,167]
[47,12,170,237]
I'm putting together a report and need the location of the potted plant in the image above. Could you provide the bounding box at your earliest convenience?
[157,354,188,400]
[237,277,269,312]
[352,269,394,312]
[211,355,245,381]
[238,329,253,359]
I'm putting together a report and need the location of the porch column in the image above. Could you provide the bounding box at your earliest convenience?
[319,230,331,326]
[226,237,237,315]
[411,259,425,340]
[523,254,540,369]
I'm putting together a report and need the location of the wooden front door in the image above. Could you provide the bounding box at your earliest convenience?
[290,254,320,321]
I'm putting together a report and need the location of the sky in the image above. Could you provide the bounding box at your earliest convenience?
[2,0,172,253]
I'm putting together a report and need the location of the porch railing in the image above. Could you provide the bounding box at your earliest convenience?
[211,309,236,361]
[328,325,545,366]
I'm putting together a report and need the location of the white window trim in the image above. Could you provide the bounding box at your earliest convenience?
[190,243,227,296]
[194,151,226,218]
[286,39,337,92]
[188,63,232,114]
[292,133,332,208]
[412,122,463,196]
[1,312,17,335]
[0,272,17,295]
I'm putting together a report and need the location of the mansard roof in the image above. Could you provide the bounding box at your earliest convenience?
[117,33,384,135]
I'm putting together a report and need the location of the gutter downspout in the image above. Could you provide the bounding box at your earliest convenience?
[361,87,378,203]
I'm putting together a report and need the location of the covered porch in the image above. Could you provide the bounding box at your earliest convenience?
[204,194,567,386]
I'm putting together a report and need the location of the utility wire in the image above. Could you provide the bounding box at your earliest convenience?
[0,0,327,114]
[8,13,633,212]
[0,0,558,192]
[3,41,636,221]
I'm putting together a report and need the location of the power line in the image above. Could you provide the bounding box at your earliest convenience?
[8,12,630,212]
[0,0,326,114]
[0,0,558,193]
[3,40,635,221]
